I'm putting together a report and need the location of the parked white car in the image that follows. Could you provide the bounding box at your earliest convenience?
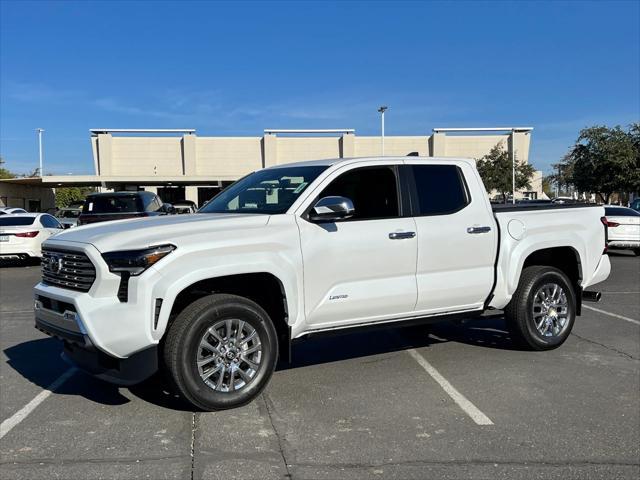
[0,207,28,215]
[0,213,64,259]
[34,156,610,411]
[603,206,640,255]
[55,207,82,228]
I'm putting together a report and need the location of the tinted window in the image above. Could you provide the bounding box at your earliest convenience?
[83,195,142,214]
[410,165,469,215]
[0,217,35,226]
[319,167,399,220]
[40,215,62,228]
[605,206,640,217]
[200,166,327,214]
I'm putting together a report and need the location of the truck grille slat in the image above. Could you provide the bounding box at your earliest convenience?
[41,247,96,292]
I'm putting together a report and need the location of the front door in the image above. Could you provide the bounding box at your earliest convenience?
[297,163,418,330]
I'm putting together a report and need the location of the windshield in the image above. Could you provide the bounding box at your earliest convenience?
[199,166,327,215]
[83,195,142,214]
[0,217,35,226]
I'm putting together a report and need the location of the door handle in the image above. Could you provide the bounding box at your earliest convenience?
[467,226,491,234]
[389,231,416,240]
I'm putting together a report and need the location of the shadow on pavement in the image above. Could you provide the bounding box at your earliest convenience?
[0,257,41,268]
[278,314,520,371]
[4,315,518,411]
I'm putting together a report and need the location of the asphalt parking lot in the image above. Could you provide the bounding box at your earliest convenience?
[0,253,638,479]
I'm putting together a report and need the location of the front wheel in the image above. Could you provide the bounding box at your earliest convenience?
[163,293,278,411]
[504,266,576,351]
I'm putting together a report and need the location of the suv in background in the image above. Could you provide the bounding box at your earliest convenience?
[77,191,172,226]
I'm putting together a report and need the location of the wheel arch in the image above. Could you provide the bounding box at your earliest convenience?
[520,246,583,315]
[163,272,291,361]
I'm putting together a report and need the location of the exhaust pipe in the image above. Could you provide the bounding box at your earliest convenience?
[583,291,602,302]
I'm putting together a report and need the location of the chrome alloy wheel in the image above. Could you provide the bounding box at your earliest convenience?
[196,319,262,392]
[532,283,571,337]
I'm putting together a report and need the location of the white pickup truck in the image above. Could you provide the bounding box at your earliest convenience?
[34,157,611,410]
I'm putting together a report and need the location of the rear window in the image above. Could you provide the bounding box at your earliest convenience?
[0,217,35,226]
[605,207,640,217]
[83,195,142,214]
[410,165,470,215]
[57,210,81,218]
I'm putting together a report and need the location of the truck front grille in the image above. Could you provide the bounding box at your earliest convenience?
[41,247,96,292]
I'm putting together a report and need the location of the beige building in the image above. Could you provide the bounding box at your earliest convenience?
[0,127,543,209]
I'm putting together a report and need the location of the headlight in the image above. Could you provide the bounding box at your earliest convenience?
[102,245,176,276]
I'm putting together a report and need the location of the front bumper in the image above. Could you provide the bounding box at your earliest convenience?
[35,310,157,385]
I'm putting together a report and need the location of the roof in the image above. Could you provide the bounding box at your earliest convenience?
[266,156,476,169]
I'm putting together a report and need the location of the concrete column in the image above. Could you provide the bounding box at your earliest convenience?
[182,134,197,175]
[95,134,113,175]
[185,186,199,203]
[340,133,355,158]
[430,132,447,157]
[511,131,531,164]
[263,134,278,167]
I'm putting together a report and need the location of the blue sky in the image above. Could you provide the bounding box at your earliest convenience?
[1,0,638,175]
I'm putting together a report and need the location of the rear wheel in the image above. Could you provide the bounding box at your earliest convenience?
[163,294,278,411]
[504,266,576,351]
[633,248,640,256]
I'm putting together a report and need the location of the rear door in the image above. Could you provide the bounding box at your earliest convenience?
[405,161,497,313]
[296,162,418,330]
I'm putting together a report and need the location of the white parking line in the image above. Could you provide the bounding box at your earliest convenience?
[407,349,494,426]
[0,368,76,440]
[583,305,640,326]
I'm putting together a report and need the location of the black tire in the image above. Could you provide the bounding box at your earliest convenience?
[504,266,576,351]
[163,293,278,411]
[633,249,640,256]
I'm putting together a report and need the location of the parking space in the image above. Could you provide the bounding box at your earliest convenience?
[1,253,639,479]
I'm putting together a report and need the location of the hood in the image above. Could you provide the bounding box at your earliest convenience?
[46,213,269,252]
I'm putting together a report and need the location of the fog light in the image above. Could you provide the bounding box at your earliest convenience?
[34,299,43,311]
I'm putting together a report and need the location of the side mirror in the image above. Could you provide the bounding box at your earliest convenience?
[309,196,355,222]
[162,203,175,214]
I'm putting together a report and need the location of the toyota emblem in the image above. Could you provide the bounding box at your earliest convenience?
[49,255,63,274]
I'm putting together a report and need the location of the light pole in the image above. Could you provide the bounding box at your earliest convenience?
[36,128,44,176]
[377,106,387,156]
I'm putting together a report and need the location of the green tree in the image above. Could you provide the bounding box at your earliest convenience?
[557,125,639,204]
[0,156,15,179]
[55,187,93,208]
[476,142,535,203]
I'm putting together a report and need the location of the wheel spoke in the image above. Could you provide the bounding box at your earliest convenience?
[225,319,233,341]
[207,327,224,343]
[197,356,216,368]
[215,365,226,390]
[242,343,261,355]
[236,367,252,382]
[201,363,222,381]
[228,367,235,391]
[239,329,257,346]
[241,355,259,370]
[200,338,217,353]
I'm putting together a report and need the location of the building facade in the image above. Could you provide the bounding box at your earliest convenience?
[0,127,543,210]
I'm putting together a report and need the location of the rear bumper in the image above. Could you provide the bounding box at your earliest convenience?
[35,315,158,386]
[608,240,640,249]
